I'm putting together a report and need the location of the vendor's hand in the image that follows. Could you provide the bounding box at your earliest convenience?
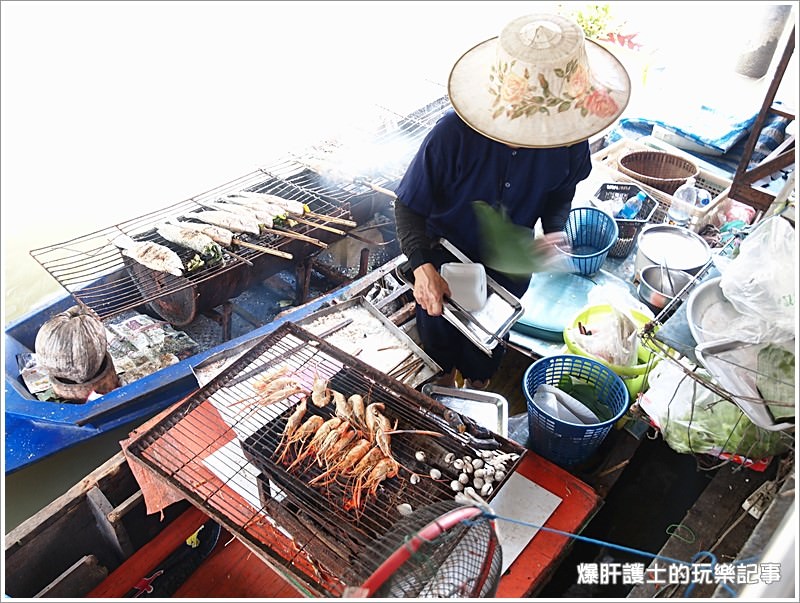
[536,230,570,253]
[412,263,451,317]
[532,231,573,272]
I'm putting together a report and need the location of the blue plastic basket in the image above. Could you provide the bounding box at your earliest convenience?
[560,207,619,275]
[523,354,629,467]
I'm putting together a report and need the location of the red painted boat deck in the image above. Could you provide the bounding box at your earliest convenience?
[90,447,598,598]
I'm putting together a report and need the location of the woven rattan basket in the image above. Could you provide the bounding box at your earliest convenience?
[618,150,699,194]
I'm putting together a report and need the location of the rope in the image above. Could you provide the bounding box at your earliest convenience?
[483,512,740,596]
[665,523,696,543]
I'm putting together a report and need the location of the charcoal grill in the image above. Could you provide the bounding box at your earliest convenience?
[28,93,453,325]
[29,164,359,325]
[126,322,525,597]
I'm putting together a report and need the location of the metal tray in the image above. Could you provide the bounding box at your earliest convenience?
[297,295,441,388]
[427,239,524,356]
[421,383,509,437]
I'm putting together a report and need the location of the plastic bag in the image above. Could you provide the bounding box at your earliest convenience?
[568,306,640,367]
[533,383,600,425]
[638,359,790,461]
[717,216,795,343]
[587,283,654,319]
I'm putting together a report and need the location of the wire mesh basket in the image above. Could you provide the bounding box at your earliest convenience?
[523,354,629,467]
[593,183,659,258]
[617,150,699,195]
[353,500,502,598]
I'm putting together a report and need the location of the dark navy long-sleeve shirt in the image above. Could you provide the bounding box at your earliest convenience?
[395,110,592,294]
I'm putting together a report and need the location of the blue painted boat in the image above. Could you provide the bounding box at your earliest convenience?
[3,269,369,475]
[3,94,454,475]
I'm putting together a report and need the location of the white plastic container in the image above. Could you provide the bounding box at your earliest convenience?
[441,262,487,312]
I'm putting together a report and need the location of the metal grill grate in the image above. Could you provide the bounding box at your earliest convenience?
[126,322,524,597]
[28,92,453,322]
[29,165,358,322]
[290,93,452,193]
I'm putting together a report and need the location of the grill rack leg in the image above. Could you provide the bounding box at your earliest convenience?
[202,302,233,342]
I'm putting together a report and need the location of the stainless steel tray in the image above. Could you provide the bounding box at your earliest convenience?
[396,239,524,357]
[297,296,441,388]
[421,383,509,437]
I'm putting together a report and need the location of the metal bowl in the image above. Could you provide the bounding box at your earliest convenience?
[637,264,694,312]
[634,224,711,280]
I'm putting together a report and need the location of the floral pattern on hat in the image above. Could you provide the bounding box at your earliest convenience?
[489,57,618,121]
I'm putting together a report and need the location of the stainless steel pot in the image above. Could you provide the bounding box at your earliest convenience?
[638,264,694,312]
[634,224,711,280]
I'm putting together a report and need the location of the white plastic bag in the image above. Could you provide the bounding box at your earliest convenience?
[638,360,790,460]
[568,307,640,367]
[718,216,795,343]
[533,383,600,425]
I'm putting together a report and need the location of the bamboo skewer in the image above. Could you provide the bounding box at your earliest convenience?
[352,176,398,200]
[225,249,254,266]
[304,211,356,228]
[263,227,328,248]
[292,216,346,235]
[233,239,293,260]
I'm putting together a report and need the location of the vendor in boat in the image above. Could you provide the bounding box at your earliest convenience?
[394,13,630,389]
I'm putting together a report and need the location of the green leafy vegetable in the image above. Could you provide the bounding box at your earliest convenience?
[186,254,205,272]
[473,200,570,275]
[661,394,790,460]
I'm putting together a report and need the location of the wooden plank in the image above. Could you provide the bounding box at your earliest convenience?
[4,452,136,598]
[627,464,769,598]
[87,505,208,598]
[5,451,129,554]
[35,555,108,598]
[172,535,302,598]
[86,485,135,559]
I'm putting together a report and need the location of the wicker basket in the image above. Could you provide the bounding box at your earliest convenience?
[618,150,699,194]
[592,139,733,232]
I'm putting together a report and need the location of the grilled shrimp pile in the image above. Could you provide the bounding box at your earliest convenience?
[275,375,400,515]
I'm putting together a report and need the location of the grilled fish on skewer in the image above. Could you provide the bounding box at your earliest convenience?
[156,223,224,262]
[228,191,306,216]
[195,201,275,227]
[228,190,357,227]
[168,219,291,260]
[221,195,289,219]
[222,197,328,246]
[112,234,184,276]
[190,210,261,235]
[169,219,234,247]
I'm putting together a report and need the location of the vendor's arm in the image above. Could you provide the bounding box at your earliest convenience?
[394,200,451,316]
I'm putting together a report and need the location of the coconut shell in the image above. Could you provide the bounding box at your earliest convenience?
[34,305,108,383]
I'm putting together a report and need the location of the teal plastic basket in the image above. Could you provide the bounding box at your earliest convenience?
[560,207,619,275]
[523,354,629,467]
